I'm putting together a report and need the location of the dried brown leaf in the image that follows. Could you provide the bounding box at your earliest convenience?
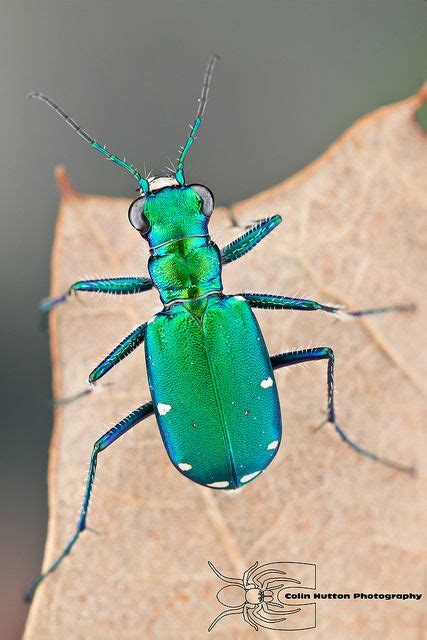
[25,85,427,640]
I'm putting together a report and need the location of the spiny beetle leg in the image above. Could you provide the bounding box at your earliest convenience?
[221,215,282,265]
[24,401,154,602]
[241,293,415,318]
[39,276,153,313]
[89,322,147,383]
[271,348,414,474]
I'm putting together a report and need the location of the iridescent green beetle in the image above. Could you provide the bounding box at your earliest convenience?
[26,55,413,599]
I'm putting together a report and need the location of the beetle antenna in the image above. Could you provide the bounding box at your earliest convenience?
[175,54,219,185]
[27,92,150,192]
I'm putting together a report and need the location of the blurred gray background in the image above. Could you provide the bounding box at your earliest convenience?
[0,1,425,638]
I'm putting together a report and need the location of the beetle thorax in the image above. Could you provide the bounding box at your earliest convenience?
[148,236,223,306]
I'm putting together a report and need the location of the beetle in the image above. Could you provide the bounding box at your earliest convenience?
[26,55,414,600]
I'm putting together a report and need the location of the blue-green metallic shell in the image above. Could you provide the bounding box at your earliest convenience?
[145,294,282,489]
[148,237,222,305]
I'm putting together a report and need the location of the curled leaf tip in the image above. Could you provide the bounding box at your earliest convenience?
[55,165,77,198]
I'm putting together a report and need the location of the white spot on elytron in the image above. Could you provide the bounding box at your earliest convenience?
[240,470,262,484]
[207,481,230,488]
[157,403,172,415]
[267,440,279,450]
[260,377,273,388]
[235,295,245,301]
[178,463,192,471]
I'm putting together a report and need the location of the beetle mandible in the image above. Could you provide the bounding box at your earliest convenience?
[26,55,414,599]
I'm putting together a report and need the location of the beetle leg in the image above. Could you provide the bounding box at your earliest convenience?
[271,348,414,474]
[240,293,414,318]
[40,276,153,313]
[89,322,147,383]
[24,401,154,601]
[220,215,282,265]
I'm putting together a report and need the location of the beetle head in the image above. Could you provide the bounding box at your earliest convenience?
[128,178,214,247]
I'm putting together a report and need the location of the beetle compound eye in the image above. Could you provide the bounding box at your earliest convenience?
[191,184,214,217]
[128,196,149,234]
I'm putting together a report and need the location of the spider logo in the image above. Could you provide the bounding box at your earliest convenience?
[208,560,316,632]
